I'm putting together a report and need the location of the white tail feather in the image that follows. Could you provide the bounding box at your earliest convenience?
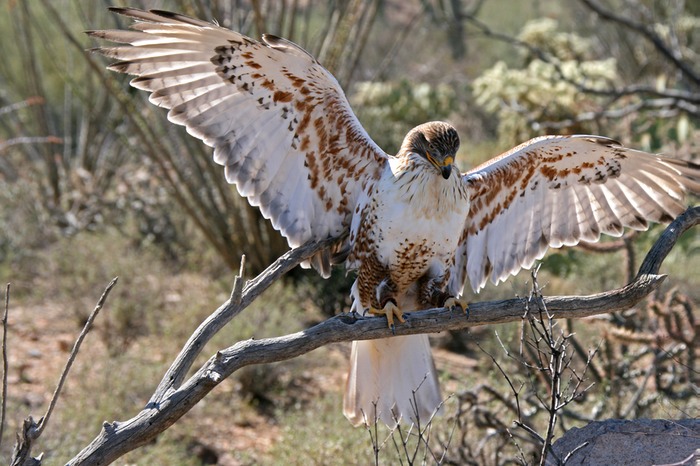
[343,334,441,427]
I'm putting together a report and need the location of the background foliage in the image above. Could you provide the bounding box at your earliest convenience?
[0,0,698,464]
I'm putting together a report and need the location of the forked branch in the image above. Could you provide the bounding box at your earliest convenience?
[67,207,699,465]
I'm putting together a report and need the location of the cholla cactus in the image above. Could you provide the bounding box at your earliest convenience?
[472,19,618,146]
[519,18,593,62]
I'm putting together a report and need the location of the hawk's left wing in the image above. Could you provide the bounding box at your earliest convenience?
[449,135,700,293]
[89,8,388,276]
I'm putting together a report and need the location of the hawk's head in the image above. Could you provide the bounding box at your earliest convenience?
[400,121,460,179]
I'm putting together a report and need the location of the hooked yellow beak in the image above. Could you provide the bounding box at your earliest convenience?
[427,152,454,179]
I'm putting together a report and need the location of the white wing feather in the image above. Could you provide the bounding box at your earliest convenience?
[90,8,388,275]
[450,135,700,293]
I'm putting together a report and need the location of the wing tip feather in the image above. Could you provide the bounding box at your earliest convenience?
[149,9,213,27]
[108,6,147,18]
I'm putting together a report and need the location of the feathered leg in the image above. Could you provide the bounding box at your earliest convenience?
[419,273,469,314]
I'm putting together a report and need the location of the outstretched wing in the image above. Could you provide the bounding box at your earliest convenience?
[89,8,388,275]
[450,135,700,292]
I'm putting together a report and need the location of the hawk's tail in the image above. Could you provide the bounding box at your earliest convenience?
[343,334,442,427]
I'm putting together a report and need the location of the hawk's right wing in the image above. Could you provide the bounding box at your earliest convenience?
[90,8,389,275]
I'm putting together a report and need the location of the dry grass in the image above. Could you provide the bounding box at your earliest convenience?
[0,221,697,465]
[0,229,368,464]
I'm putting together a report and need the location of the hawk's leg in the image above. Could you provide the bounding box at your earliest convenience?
[418,275,469,316]
[444,296,469,316]
[368,278,404,330]
[368,300,404,330]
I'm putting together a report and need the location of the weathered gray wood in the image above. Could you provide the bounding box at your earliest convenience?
[67,207,699,465]
[150,236,340,403]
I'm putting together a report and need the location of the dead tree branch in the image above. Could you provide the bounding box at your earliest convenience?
[579,0,700,87]
[1,284,9,450]
[65,206,700,465]
[462,10,700,125]
[11,278,118,466]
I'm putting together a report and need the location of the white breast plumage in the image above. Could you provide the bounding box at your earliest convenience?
[376,157,469,265]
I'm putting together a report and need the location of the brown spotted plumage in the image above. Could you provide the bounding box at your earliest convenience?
[91,8,700,428]
[452,135,700,292]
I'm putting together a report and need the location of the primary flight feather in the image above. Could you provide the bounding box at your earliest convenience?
[91,8,700,427]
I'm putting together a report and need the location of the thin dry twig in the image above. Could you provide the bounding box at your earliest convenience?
[11,277,118,466]
[40,277,119,435]
[562,441,590,464]
[478,340,523,420]
[579,0,700,86]
[0,284,9,449]
[0,136,63,154]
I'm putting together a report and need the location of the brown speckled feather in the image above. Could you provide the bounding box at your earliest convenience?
[90,7,387,276]
[449,135,700,292]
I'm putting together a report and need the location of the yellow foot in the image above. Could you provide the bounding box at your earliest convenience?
[445,297,469,316]
[369,301,405,329]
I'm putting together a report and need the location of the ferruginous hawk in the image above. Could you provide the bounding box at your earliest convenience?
[91,8,700,427]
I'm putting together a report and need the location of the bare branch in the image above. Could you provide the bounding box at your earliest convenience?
[151,236,337,405]
[478,339,523,420]
[463,13,700,114]
[11,278,118,466]
[39,277,119,435]
[530,98,700,131]
[579,0,700,86]
[0,96,45,116]
[0,136,63,154]
[563,441,590,464]
[637,207,699,276]
[0,284,9,449]
[66,206,700,464]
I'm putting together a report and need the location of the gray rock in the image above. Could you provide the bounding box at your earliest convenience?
[549,419,700,465]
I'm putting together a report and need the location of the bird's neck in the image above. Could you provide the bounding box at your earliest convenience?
[388,155,466,218]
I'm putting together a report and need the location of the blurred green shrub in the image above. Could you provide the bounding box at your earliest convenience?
[353,79,459,151]
[473,18,618,145]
